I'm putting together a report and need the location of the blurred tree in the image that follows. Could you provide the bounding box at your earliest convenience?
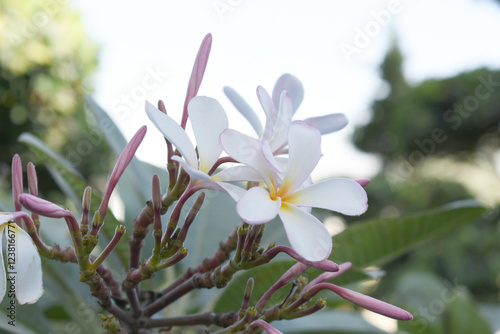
[0,0,112,203]
[354,45,500,160]
[351,42,500,306]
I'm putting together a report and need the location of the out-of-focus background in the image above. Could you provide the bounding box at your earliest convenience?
[1,0,500,333]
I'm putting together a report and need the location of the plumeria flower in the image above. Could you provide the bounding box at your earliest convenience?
[145,97,254,200]
[224,74,348,155]
[0,212,43,304]
[146,96,228,183]
[220,121,367,261]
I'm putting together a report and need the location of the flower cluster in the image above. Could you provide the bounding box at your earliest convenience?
[1,33,412,333]
[146,71,368,263]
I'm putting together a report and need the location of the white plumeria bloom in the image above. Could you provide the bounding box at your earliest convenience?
[146,96,228,182]
[145,96,255,200]
[0,212,43,304]
[224,74,349,154]
[220,121,368,262]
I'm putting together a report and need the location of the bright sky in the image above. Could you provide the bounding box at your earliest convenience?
[70,0,500,181]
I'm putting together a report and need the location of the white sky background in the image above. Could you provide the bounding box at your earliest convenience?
[70,0,500,181]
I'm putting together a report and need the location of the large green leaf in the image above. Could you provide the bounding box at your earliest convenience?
[213,201,486,313]
[395,271,491,334]
[330,200,486,267]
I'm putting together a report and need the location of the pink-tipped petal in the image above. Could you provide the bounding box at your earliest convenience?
[182,33,212,128]
[287,178,368,216]
[269,91,293,153]
[304,113,348,134]
[18,194,71,218]
[325,283,413,321]
[262,141,281,173]
[219,129,279,186]
[223,86,263,136]
[237,187,281,224]
[188,96,228,173]
[272,73,304,114]
[146,101,197,168]
[279,203,332,262]
[258,86,277,143]
[280,121,321,196]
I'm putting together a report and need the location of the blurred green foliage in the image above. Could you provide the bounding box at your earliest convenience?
[351,43,500,331]
[0,0,112,203]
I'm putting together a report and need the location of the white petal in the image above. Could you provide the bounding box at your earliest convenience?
[237,187,281,224]
[219,129,279,187]
[172,156,211,182]
[0,213,15,224]
[188,96,228,173]
[279,203,332,261]
[272,74,304,114]
[145,101,198,168]
[212,166,266,183]
[286,178,368,216]
[258,86,277,143]
[0,226,6,303]
[10,224,43,304]
[214,182,247,202]
[304,113,348,134]
[261,141,281,173]
[280,121,321,196]
[223,86,263,136]
[269,92,293,153]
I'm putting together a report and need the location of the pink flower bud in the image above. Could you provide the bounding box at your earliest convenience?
[18,194,71,219]
[265,245,339,272]
[321,283,413,321]
[181,33,212,128]
[249,319,283,334]
[356,179,371,187]
[12,154,23,214]
[98,126,147,220]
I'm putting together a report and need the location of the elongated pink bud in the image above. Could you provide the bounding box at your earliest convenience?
[264,245,339,272]
[98,126,147,220]
[320,283,413,321]
[12,154,23,217]
[181,33,212,128]
[152,174,162,231]
[18,194,71,219]
[249,319,283,334]
[256,262,308,311]
[27,162,38,196]
[307,262,352,287]
[356,179,371,187]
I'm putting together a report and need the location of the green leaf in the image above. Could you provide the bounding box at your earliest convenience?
[213,201,486,313]
[395,271,491,334]
[18,132,85,208]
[273,310,389,334]
[330,200,487,267]
[18,132,128,268]
[85,97,163,200]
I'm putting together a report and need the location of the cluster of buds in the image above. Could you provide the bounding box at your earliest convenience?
[0,33,412,333]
